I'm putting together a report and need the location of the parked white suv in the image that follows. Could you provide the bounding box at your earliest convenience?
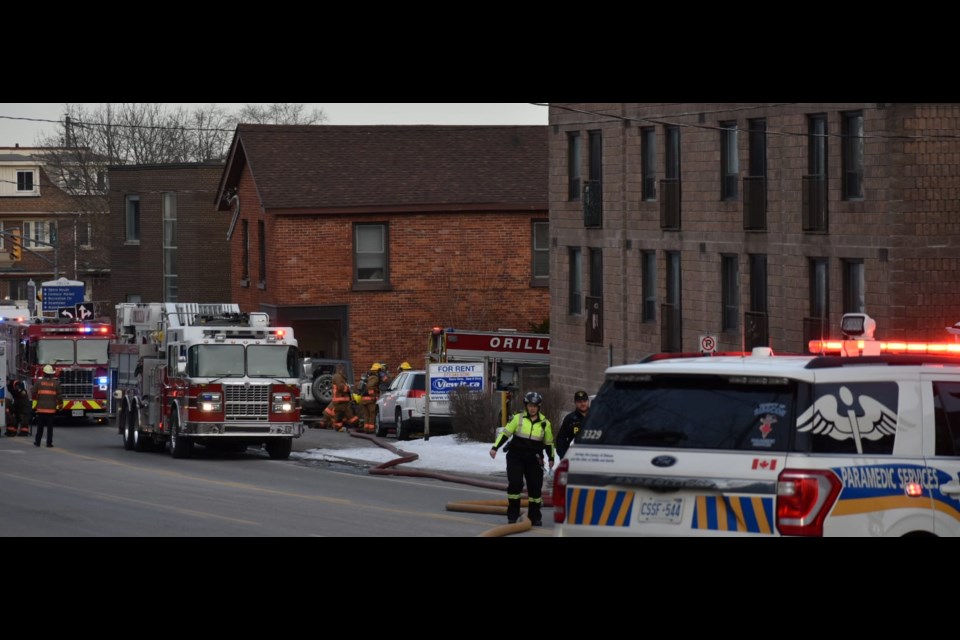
[554,316,960,537]
[375,370,452,440]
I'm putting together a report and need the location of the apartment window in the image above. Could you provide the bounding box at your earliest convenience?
[810,258,829,320]
[23,220,56,250]
[126,294,142,303]
[162,192,177,302]
[568,247,582,315]
[125,195,140,243]
[354,222,390,290]
[720,122,739,200]
[0,222,4,251]
[531,220,549,286]
[586,248,603,344]
[589,247,603,298]
[16,171,34,192]
[241,219,250,286]
[721,255,739,331]
[568,132,581,201]
[641,127,656,201]
[804,115,829,232]
[583,130,603,227]
[258,220,266,288]
[642,250,657,323]
[744,119,767,230]
[661,126,681,229]
[842,111,864,199]
[662,251,682,352]
[843,259,865,313]
[665,126,680,181]
[749,254,768,314]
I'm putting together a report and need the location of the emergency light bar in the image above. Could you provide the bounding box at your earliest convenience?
[809,339,960,355]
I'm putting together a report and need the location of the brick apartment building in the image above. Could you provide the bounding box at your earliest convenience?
[214,124,549,379]
[0,147,108,308]
[107,161,229,312]
[549,102,960,397]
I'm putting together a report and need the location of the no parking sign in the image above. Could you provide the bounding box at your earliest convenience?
[699,334,717,354]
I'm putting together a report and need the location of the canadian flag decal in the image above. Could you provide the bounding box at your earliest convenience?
[751,458,777,471]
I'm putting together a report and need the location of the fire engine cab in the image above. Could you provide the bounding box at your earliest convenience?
[0,306,114,424]
[111,303,303,460]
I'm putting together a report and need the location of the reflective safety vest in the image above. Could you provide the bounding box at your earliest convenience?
[34,377,61,414]
[493,411,555,460]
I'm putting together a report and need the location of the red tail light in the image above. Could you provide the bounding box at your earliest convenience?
[408,389,426,399]
[553,459,569,523]
[776,468,842,536]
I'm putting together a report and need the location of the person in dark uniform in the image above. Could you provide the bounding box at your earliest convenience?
[13,380,31,437]
[556,390,590,459]
[489,391,555,526]
[33,365,61,448]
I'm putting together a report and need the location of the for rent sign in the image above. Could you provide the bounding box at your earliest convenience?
[428,362,485,401]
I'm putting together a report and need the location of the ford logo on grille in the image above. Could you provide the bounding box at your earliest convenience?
[652,455,677,468]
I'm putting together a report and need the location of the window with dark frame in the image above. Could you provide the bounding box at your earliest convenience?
[642,250,656,323]
[590,247,603,298]
[810,258,829,320]
[843,259,865,313]
[586,247,604,345]
[241,219,249,284]
[258,219,266,288]
[568,247,582,315]
[842,111,864,199]
[641,127,656,201]
[720,122,738,200]
[665,126,680,181]
[16,171,33,192]
[568,132,581,201]
[354,222,390,289]
[162,192,178,303]
[749,253,767,314]
[721,254,739,331]
[532,220,549,285]
[125,194,140,243]
[804,115,829,232]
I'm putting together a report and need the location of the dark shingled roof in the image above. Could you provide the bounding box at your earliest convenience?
[217,124,548,212]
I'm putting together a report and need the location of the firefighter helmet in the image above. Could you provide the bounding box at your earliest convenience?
[371,363,382,371]
[399,362,412,371]
[524,391,543,406]
[43,364,55,375]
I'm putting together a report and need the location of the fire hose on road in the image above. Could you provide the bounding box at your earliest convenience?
[347,431,553,537]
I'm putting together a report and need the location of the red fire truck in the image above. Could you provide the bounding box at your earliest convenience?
[0,308,115,424]
[111,303,303,459]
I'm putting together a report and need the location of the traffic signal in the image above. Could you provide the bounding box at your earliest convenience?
[9,228,21,261]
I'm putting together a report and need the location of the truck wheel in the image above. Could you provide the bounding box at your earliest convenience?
[374,408,388,438]
[121,405,135,451]
[169,414,193,459]
[133,411,150,452]
[395,409,408,441]
[312,374,334,404]
[266,438,292,460]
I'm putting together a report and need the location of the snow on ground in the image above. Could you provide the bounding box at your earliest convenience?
[292,434,505,475]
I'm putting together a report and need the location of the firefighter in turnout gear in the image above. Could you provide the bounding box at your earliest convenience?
[323,364,358,432]
[33,365,61,448]
[359,363,383,433]
[4,379,17,437]
[489,391,555,526]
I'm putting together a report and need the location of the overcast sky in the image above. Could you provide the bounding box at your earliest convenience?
[0,103,548,147]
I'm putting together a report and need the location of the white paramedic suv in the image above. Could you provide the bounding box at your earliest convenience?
[553,314,960,537]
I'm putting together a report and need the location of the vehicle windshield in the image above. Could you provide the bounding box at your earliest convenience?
[580,374,800,451]
[76,339,110,364]
[37,339,75,365]
[188,344,299,378]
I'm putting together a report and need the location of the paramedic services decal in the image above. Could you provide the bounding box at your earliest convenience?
[751,403,787,448]
[796,382,898,455]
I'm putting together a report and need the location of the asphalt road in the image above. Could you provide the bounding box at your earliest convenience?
[0,421,553,537]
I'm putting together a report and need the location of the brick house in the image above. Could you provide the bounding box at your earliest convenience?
[0,147,108,307]
[549,103,960,398]
[107,161,229,312]
[214,124,549,379]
